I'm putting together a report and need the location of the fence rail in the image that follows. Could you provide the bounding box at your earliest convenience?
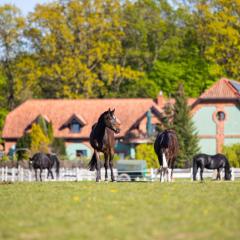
[1,167,240,182]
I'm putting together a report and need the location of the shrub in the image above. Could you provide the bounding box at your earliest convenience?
[30,123,50,153]
[135,144,159,168]
[223,144,240,168]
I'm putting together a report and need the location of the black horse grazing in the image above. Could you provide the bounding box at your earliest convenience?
[193,153,232,181]
[154,129,179,182]
[89,109,121,182]
[30,153,60,181]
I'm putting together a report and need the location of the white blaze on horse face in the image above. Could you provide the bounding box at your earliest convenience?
[162,153,168,168]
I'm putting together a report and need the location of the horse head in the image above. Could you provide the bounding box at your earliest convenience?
[101,108,121,134]
[225,168,232,180]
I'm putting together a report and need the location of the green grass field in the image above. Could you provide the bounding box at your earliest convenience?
[0,181,240,240]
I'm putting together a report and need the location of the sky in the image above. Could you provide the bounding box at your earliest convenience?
[0,0,51,15]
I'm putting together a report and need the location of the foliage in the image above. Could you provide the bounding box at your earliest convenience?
[193,0,240,78]
[172,84,199,168]
[51,138,66,156]
[29,123,50,154]
[223,144,240,168]
[135,143,159,168]
[0,4,26,109]
[15,133,31,160]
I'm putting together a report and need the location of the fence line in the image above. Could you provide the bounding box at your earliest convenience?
[0,167,240,182]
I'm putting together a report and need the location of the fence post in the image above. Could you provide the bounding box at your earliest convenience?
[11,168,15,182]
[1,168,4,182]
[150,168,154,181]
[232,168,235,181]
[21,168,23,181]
[28,169,32,182]
[5,166,8,182]
[190,167,193,181]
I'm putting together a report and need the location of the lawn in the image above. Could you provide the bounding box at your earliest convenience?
[0,181,240,240]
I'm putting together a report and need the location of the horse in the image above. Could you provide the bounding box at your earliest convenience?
[192,153,232,181]
[88,108,121,182]
[154,129,179,182]
[29,152,60,181]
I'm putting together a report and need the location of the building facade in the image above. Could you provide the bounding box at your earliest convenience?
[2,99,162,159]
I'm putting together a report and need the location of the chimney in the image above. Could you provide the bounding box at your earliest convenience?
[156,91,164,107]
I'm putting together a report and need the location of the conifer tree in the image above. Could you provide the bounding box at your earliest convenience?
[172,84,199,167]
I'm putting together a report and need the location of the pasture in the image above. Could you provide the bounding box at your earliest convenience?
[0,181,240,240]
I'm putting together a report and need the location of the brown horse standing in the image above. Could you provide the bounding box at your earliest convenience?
[89,109,121,182]
[154,129,179,182]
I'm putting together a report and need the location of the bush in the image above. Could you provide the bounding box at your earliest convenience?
[51,138,66,155]
[223,144,240,168]
[30,123,50,153]
[135,144,159,168]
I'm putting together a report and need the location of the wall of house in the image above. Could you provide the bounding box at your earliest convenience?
[192,102,240,154]
[224,106,240,135]
[65,141,92,160]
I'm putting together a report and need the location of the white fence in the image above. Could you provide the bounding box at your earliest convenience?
[1,167,240,182]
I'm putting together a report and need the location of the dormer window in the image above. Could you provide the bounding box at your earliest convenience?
[70,120,81,133]
[60,114,87,133]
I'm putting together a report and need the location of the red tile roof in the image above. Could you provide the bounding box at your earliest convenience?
[2,99,161,139]
[199,78,240,99]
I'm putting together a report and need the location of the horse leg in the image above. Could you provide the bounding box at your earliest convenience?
[216,168,221,180]
[35,169,38,181]
[168,168,172,182]
[109,151,115,182]
[40,168,43,182]
[200,167,204,181]
[95,150,101,182]
[160,167,165,182]
[104,153,109,181]
[49,168,54,179]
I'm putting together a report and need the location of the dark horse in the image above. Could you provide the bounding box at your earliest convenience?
[193,153,232,181]
[89,109,121,182]
[154,129,179,182]
[30,153,60,181]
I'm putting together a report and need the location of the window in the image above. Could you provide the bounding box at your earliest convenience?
[216,111,225,121]
[76,150,87,157]
[70,120,81,133]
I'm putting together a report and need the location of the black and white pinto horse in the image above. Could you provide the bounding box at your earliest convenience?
[154,129,179,182]
[89,109,121,182]
[192,153,232,181]
[30,152,60,181]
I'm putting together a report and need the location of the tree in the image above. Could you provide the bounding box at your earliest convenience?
[24,0,142,99]
[172,84,199,167]
[0,5,25,109]
[193,0,240,79]
[223,144,240,168]
[15,133,31,160]
[136,144,159,168]
[29,124,50,154]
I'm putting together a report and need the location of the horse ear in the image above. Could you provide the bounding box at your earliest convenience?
[108,108,111,113]
[111,108,115,114]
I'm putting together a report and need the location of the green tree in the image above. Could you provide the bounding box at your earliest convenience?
[193,0,240,79]
[172,84,199,167]
[30,124,50,154]
[136,143,159,168]
[223,144,240,168]
[24,0,142,99]
[15,133,31,160]
[51,138,66,156]
[0,4,25,109]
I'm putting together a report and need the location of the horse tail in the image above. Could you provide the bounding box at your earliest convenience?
[88,152,97,171]
[192,155,198,181]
